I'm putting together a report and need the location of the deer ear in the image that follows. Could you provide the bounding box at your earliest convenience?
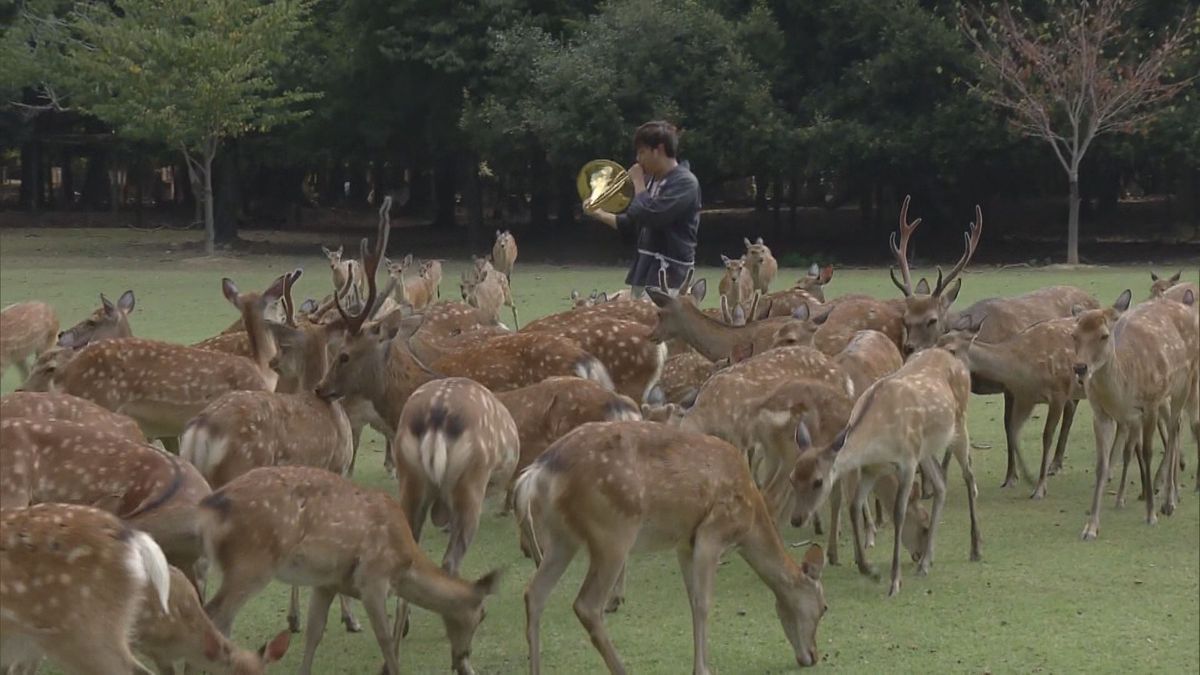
[801,544,825,581]
[939,278,962,309]
[600,292,609,303]
[819,265,834,284]
[808,262,819,277]
[1071,303,1085,318]
[792,303,810,321]
[689,278,707,302]
[570,290,580,300]
[403,254,413,267]
[794,420,813,451]
[221,279,241,307]
[1150,271,1159,282]
[646,287,672,308]
[743,237,752,249]
[321,245,333,257]
[1183,289,1195,306]
[830,428,847,453]
[721,254,731,264]
[299,298,318,314]
[1169,271,1181,284]
[117,290,136,313]
[262,274,289,307]
[1113,289,1132,312]
[914,278,931,295]
[755,236,764,245]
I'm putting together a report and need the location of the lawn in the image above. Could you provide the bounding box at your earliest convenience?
[1,227,1197,674]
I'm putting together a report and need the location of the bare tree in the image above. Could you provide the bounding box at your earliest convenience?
[961,0,1195,264]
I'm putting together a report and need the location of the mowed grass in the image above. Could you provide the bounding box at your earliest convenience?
[1,227,1197,674]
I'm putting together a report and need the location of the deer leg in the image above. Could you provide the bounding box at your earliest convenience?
[917,455,946,576]
[827,478,844,566]
[848,475,877,580]
[383,438,395,479]
[1140,411,1159,525]
[340,595,362,633]
[1115,428,1134,508]
[1082,416,1118,541]
[525,534,580,675]
[296,586,336,675]
[442,479,486,576]
[950,427,982,561]
[288,586,303,633]
[510,302,520,331]
[863,495,877,548]
[1031,400,1065,500]
[1001,394,1034,488]
[605,564,627,614]
[574,540,634,675]
[887,464,917,597]
[358,582,402,675]
[205,562,274,636]
[678,534,724,675]
[1049,400,1077,475]
[1160,405,1183,516]
[348,421,363,477]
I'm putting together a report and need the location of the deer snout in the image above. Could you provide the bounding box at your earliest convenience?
[798,648,817,667]
[314,385,339,401]
[790,513,808,528]
[1073,363,1088,379]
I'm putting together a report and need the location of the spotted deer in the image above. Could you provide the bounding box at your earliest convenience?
[652,351,718,406]
[0,301,58,380]
[133,565,291,674]
[199,466,501,675]
[321,244,367,302]
[795,264,834,302]
[493,229,518,281]
[522,316,667,403]
[0,391,145,442]
[646,281,798,362]
[494,376,641,508]
[570,289,632,308]
[829,329,904,398]
[780,298,905,356]
[461,257,519,328]
[0,417,212,588]
[718,254,755,313]
[1073,290,1199,540]
[514,421,828,674]
[55,290,135,349]
[1149,270,1198,302]
[0,504,171,675]
[938,318,1084,499]
[743,237,778,293]
[790,346,982,596]
[20,276,286,443]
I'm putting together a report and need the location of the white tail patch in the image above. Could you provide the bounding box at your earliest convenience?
[512,464,544,562]
[419,428,450,486]
[606,396,643,422]
[127,531,170,614]
[179,423,227,481]
[575,356,615,391]
[641,342,670,404]
[845,376,856,399]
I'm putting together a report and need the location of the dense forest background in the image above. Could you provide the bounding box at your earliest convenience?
[1,0,1197,264]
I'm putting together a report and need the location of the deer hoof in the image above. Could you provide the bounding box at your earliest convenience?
[288,614,302,634]
[858,564,880,581]
[604,595,624,614]
[887,579,902,597]
[1080,525,1099,541]
[1048,462,1063,476]
[1030,486,1046,500]
[1160,501,1175,517]
[999,476,1018,489]
[344,614,363,633]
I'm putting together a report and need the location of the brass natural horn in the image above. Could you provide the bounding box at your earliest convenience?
[577,159,635,214]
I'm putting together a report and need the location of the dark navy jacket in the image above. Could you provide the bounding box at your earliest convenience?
[615,160,701,288]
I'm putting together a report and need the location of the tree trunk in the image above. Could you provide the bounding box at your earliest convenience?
[1067,171,1080,265]
[530,153,550,232]
[555,170,576,227]
[213,145,241,245]
[204,154,216,255]
[19,142,37,211]
[61,151,74,208]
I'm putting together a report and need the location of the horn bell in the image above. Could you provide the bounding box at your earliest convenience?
[577,159,635,214]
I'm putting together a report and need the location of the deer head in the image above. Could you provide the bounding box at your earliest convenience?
[721,255,748,282]
[645,279,709,343]
[58,290,135,349]
[789,422,843,528]
[743,237,772,265]
[1149,270,1183,298]
[795,264,834,301]
[1071,289,1132,382]
[889,195,983,355]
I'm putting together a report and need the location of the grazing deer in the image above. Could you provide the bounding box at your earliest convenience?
[514,421,828,674]
[462,257,519,328]
[21,276,286,442]
[523,316,668,403]
[653,351,717,406]
[790,346,982,596]
[0,391,145,442]
[1073,290,1199,539]
[0,301,58,380]
[1149,270,1198,302]
[718,254,754,312]
[199,466,501,675]
[743,237,778,293]
[938,318,1083,499]
[495,376,641,508]
[570,289,632,308]
[0,417,212,588]
[829,329,904,398]
[134,565,291,674]
[55,290,135,349]
[493,229,518,281]
[0,504,171,675]
[795,264,834,302]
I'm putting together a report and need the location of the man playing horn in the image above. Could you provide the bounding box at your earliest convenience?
[585,120,701,297]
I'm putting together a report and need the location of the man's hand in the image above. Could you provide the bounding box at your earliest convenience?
[584,204,618,230]
[628,163,647,194]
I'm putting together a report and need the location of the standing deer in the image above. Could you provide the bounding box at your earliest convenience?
[322,244,367,301]
[790,346,982,596]
[199,466,501,675]
[743,237,778,293]
[461,258,519,328]
[1073,290,1199,539]
[56,290,135,349]
[0,300,58,380]
[493,229,518,281]
[0,503,171,675]
[522,315,668,403]
[419,259,444,303]
[718,254,754,312]
[515,421,828,674]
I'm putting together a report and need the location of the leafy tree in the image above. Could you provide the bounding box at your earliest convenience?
[962,0,1195,263]
[7,0,319,253]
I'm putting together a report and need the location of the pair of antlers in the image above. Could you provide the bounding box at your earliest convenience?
[889,195,984,298]
[334,196,393,335]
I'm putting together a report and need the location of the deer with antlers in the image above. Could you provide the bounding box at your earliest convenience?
[1073,290,1199,539]
[514,421,828,674]
[199,466,501,675]
[790,345,982,596]
[0,417,212,588]
[1,301,58,381]
[743,237,778,293]
[0,504,171,675]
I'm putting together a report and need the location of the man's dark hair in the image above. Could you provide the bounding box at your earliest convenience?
[633,120,679,158]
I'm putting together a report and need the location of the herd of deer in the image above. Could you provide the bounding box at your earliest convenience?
[0,195,1197,674]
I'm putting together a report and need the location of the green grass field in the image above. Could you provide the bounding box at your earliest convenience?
[2,228,1197,674]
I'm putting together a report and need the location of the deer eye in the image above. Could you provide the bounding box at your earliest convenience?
[339,353,349,363]
[926,318,937,327]
[1100,334,1108,341]
[812,478,823,489]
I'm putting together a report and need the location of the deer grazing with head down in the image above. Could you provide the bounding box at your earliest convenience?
[743,237,778,293]
[514,421,828,675]
[790,345,982,596]
[493,229,518,281]
[0,300,58,380]
[1072,290,1199,539]
[199,466,501,675]
[0,504,171,675]
[55,290,135,349]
